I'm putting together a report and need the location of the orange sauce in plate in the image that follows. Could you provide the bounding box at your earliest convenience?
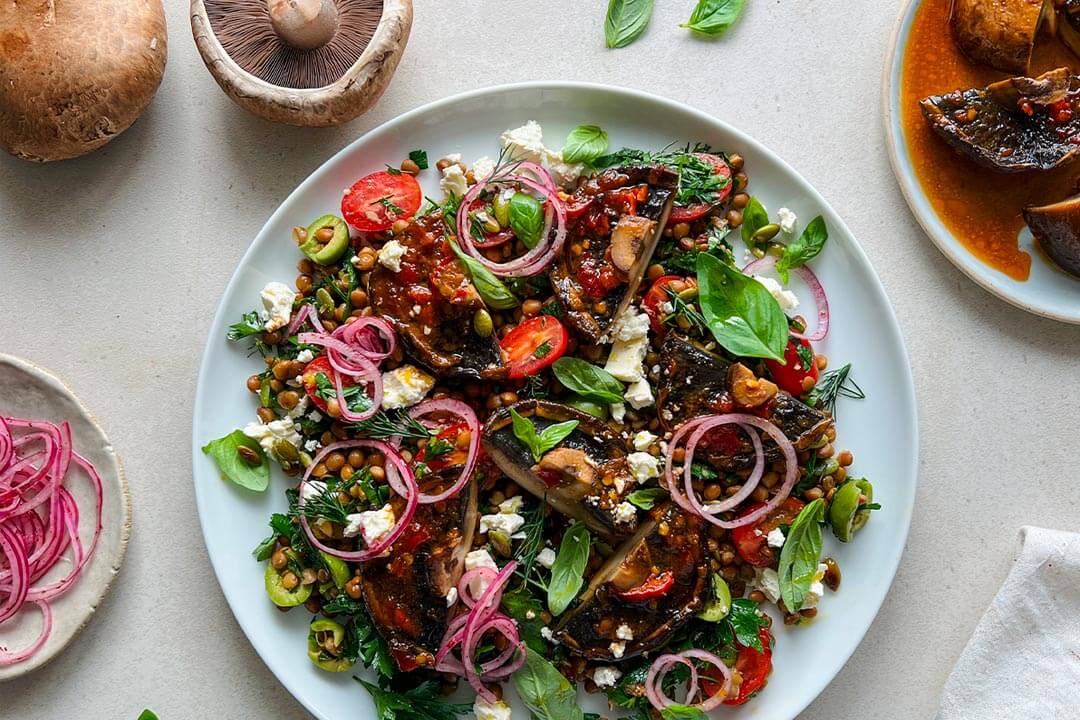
[900,0,1080,281]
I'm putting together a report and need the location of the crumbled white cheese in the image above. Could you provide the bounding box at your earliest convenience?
[624,378,654,410]
[753,275,800,310]
[260,281,297,332]
[658,300,675,316]
[499,121,582,187]
[605,334,648,383]
[633,430,658,451]
[308,410,323,423]
[778,207,798,234]
[480,511,526,537]
[286,394,310,419]
[754,567,782,604]
[472,155,496,181]
[610,305,650,342]
[377,239,407,272]
[615,623,634,641]
[627,452,659,484]
[612,502,636,525]
[536,547,557,569]
[440,163,469,199]
[300,480,327,501]
[465,549,498,595]
[296,349,315,363]
[498,496,524,514]
[445,587,459,607]
[766,527,786,548]
[610,641,626,659]
[344,504,397,549]
[473,697,513,720]
[381,364,435,410]
[303,438,319,453]
[243,418,302,454]
[545,154,584,187]
[541,626,555,642]
[800,563,829,609]
[593,666,623,688]
[610,403,626,423]
[444,152,462,163]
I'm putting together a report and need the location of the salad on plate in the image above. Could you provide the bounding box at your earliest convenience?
[204,120,874,719]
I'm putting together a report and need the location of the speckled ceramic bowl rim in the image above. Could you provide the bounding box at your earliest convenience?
[0,353,131,681]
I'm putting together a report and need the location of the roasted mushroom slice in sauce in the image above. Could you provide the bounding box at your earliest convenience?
[1024,193,1080,276]
[555,504,707,661]
[369,212,505,380]
[919,68,1080,172]
[950,0,1051,73]
[360,470,478,672]
[482,400,641,539]
[549,166,677,343]
[656,335,831,471]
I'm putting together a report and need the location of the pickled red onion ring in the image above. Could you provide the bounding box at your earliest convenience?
[396,399,480,505]
[743,254,830,341]
[645,649,736,712]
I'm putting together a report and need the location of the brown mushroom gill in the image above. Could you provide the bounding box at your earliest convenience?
[950,0,1050,73]
[1024,194,1080,276]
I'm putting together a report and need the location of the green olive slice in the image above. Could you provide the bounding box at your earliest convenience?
[300,214,350,265]
[829,479,874,542]
[264,550,312,607]
[697,573,732,622]
[307,619,353,672]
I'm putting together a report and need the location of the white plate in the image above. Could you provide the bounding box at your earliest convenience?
[884,0,1080,324]
[0,353,130,681]
[192,82,919,720]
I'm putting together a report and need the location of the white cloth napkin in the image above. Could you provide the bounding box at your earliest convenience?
[935,526,1080,720]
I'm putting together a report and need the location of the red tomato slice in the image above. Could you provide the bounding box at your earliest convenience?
[301,355,354,414]
[701,628,774,705]
[499,316,568,379]
[765,337,819,396]
[563,193,597,220]
[642,275,697,333]
[416,422,471,472]
[613,571,675,601]
[341,171,422,232]
[668,153,733,223]
[730,497,805,567]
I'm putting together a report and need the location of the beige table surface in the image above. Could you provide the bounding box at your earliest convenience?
[2,1,1079,718]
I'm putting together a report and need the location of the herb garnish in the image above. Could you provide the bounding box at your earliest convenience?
[201,430,270,492]
[551,357,624,404]
[627,486,667,510]
[357,678,469,719]
[605,0,654,49]
[807,363,865,417]
[226,309,264,341]
[682,0,746,36]
[696,252,787,362]
[449,240,520,309]
[408,149,429,170]
[510,409,579,462]
[777,498,826,612]
[533,340,553,359]
[547,521,591,616]
[513,648,585,720]
[371,194,405,216]
[350,408,434,441]
[562,124,610,164]
[776,215,828,283]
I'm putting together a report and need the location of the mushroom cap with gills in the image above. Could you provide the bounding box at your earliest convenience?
[950,0,1050,73]
[482,400,641,540]
[1024,194,1080,277]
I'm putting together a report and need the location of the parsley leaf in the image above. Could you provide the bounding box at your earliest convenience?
[226,310,264,340]
[357,678,469,719]
[408,149,429,170]
[727,598,768,651]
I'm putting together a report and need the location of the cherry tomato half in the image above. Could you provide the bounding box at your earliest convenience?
[730,497,805,567]
[613,570,675,601]
[642,275,697,334]
[701,627,774,705]
[341,171,422,232]
[301,355,354,414]
[499,315,569,379]
[415,422,471,472]
[668,153,733,224]
[765,337,819,396]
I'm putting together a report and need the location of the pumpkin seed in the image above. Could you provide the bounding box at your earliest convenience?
[316,288,335,315]
[493,192,512,227]
[273,439,300,463]
[489,530,512,557]
[751,223,780,243]
[475,210,500,234]
[473,308,494,338]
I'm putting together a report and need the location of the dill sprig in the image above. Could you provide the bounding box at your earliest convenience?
[594,142,729,206]
[808,363,865,417]
[295,484,352,525]
[662,287,709,335]
[351,409,434,441]
[513,501,549,592]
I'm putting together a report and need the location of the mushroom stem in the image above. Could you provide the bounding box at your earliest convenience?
[267,0,339,50]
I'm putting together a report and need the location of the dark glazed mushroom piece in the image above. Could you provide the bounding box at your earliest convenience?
[950,0,1051,73]
[1024,194,1080,277]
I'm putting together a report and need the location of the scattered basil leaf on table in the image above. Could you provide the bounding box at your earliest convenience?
[776,215,828,283]
[727,597,769,651]
[551,357,625,404]
[509,191,545,249]
[681,0,746,35]
[605,0,654,48]
[510,408,579,462]
[562,124,610,164]
[408,149,429,170]
[661,705,709,720]
[449,240,519,309]
[547,521,591,615]
[627,486,667,510]
[201,430,270,492]
[137,712,159,720]
[513,648,585,720]
[740,196,770,245]
[778,498,826,612]
[696,252,787,362]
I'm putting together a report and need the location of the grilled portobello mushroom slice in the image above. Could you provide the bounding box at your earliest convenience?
[950,0,1051,73]
[549,166,677,343]
[919,68,1080,173]
[656,335,831,471]
[555,503,707,661]
[360,470,478,672]
[1024,194,1080,276]
[482,400,641,540]
[369,213,505,380]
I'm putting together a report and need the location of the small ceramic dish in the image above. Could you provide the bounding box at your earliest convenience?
[0,353,130,681]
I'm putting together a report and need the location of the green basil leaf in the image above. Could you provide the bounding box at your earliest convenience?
[551,357,624,404]
[449,240,519,309]
[201,430,270,492]
[501,588,549,654]
[509,192,545,249]
[563,125,610,164]
[726,597,768,651]
[778,498,826,612]
[661,705,709,720]
[538,420,580,456]
[627,487,667,510]
[696,252,787,361]
[740,196,769,246]
[513,648,585,720]
[511,408,544,461]
[137,712,159,720]
[681,0,746,35]
[408,148,428,170]
[605,0,654,48]
[775,215,828,283]
[547,521,591,616]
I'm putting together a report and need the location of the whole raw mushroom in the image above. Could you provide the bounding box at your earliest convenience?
[0,0,168,162]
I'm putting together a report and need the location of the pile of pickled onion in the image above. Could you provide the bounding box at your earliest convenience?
[0,416,103,665]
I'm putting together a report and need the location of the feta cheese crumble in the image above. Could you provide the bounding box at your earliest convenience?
[777,207,798,234]
[605,334,648,383]
[480,511,526,537]
[259,281,297,332]
[624,377,654,410]
[243,418,302,454]
[445,587,458,607]
[499,120,583,187]
[296,349,315,363]
[381,364,435,409]
[474,697,512,720]
[536,547,557,569]
[465,549,498,595]
[612,501,636,525]
[440,162,469,199]
[615,623,634,640]
[766,527,786,548]
[627,452,660,483]
[472,155,496,181]
[633,430,658,451]
[754,275,799,310]
[593,666,623,688]
[610,641,626,659]
[343,504,396,548]
[610,402,626,423]
[300,480,326,501]
[753,567,782,604]
[377,239,407,272]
